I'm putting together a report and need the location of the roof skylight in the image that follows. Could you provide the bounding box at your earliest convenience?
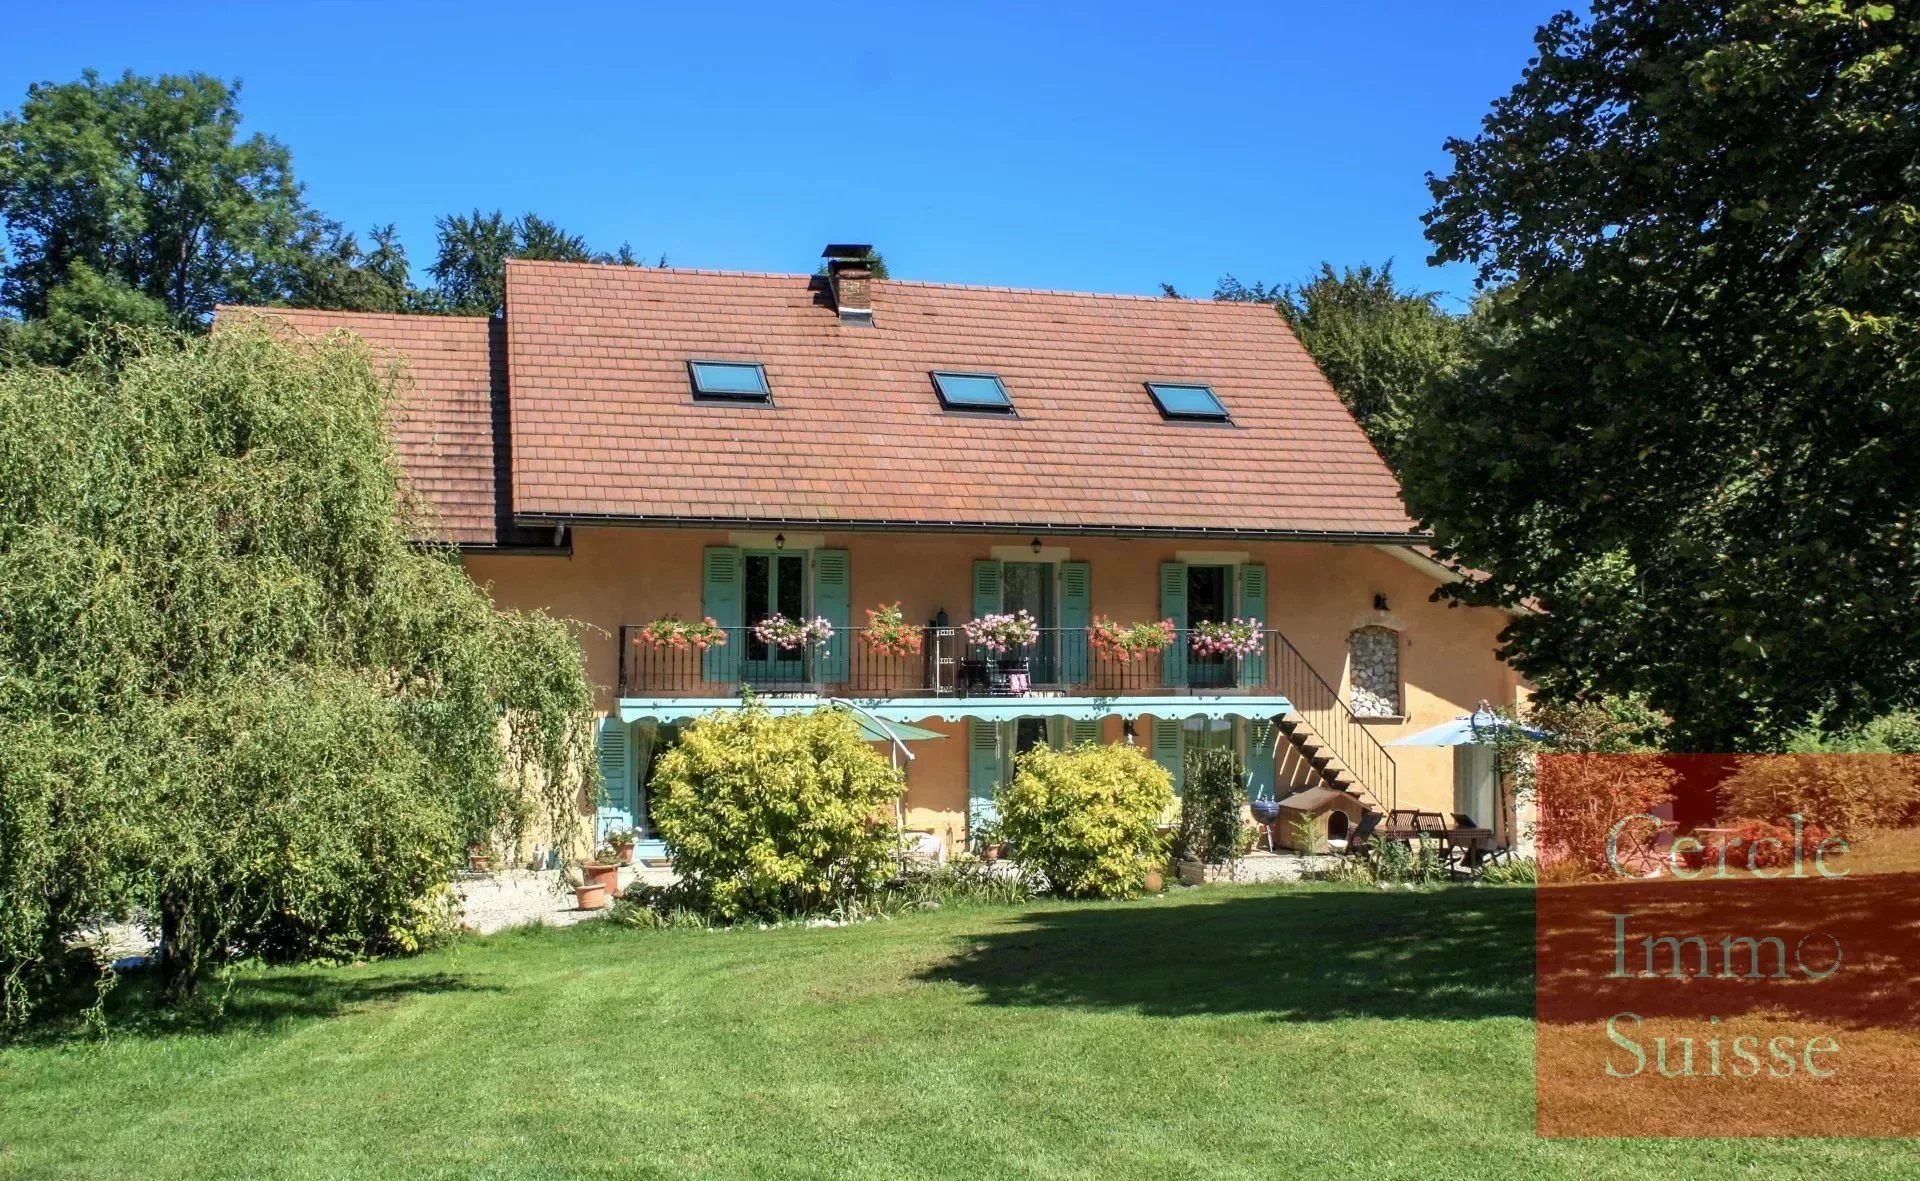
[689,360,771,401]
[1146,382,1229,421]
[931,371,1013,412]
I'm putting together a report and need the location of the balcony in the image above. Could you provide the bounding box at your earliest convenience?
[618,625,1282,699]
[618,622,1398,812]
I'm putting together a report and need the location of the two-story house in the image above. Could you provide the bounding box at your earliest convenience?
[232,245,1526,862]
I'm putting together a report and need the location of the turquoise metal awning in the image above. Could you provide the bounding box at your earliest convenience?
[852,716,946,743]
[618,694,1294,726]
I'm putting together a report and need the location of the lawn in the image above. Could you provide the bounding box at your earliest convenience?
[0,884,1912,1180]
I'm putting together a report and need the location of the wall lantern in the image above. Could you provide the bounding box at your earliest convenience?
[774,532,786,550]
[1030,537,1043,555]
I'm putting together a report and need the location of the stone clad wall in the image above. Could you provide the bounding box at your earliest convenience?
[1349,626,1401,718]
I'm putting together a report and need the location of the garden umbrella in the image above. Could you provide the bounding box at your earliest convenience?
[1388,703,1548,747]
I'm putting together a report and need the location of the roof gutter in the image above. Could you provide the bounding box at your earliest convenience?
[511,511,1432,547]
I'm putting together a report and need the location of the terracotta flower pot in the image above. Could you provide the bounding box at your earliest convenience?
[982,844,1006,863]
[467,854,492,874]
[574,883,609,911]
[612,841,635,867]
[582,862,620,894]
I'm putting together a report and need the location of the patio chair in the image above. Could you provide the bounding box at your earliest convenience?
[1385,808,1422,838]
[1330,810,1381,856]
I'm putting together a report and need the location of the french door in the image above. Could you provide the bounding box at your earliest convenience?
[1000,561,1058,683]
[742,551,808,685]
[1187,564,1234,688]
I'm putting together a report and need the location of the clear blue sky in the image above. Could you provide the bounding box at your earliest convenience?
[7,1,1560,308]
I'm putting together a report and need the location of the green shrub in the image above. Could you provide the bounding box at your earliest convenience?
[886,860,1040,909]
[1370,836,1450,885]
[648,704,903,921]
[1718,753,1918,839]
[997,743,1172,898]
[1477,856,1539,885]
[1171,746,1244,865]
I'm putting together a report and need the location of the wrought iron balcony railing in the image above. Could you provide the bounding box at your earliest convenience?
[623,625,1267,699]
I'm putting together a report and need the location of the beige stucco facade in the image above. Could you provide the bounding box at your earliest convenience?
[464,526,1525,851]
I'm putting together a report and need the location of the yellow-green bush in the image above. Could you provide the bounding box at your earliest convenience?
[648,705,903,921]
[998,743,1172,898]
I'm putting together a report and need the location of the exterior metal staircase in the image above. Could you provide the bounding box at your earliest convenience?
[1268,632,1398,814]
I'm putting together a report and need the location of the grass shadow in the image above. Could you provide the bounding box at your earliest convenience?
[12,969,499,1046]
[919,885,1534,1021]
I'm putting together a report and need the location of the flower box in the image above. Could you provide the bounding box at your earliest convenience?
[752,614,834,651]
[1189,618,1263,659]
[964,610,1040,654]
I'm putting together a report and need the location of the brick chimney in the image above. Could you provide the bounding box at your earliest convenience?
[822,243,875,326]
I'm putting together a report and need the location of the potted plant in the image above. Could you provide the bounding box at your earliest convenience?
[971,817,1007,862]
[638,615,728,651]
[603,825,636,866]
[1188,617,1264,659]
[1088,616,1175,662]
[574,880,610,911]
[466,841,494,874]
[862,602,922,657]
[752,614,835,652]
[581,848,621,896]
[965,610,1040,676]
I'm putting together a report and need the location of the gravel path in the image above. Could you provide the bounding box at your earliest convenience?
[455,866,676,935]
[85,864,682,958]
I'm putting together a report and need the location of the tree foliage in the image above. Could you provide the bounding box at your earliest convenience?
[647,704,903,922]
[0,71,318,320]
[0,322,595,1026]
[0,261,172,367]
[1411,0,1920,749]
[1216,263,1463,469]
[286,223,421,314]
[429,209,641,316]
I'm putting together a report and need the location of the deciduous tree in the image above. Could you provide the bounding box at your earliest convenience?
[1411,0,1920,748]
[0,323,595,1027]
[0,71,318,320]
[1218,264,1464,469]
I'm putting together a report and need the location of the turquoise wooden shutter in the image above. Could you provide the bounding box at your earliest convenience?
[1246,717,1277,801]
[967,719,1002,826]
[811,547,851,683]
[1070,718,1101,747]
[595,715,635,831]
[702,546,743,682]
[1059,560,1091,684]
[971,559,1004,621]
[1159,562,1188,687]
[1151,716,1184,796]
[1238,562,1268,688]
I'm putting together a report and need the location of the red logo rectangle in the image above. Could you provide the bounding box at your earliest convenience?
[1534,754,1920,1137]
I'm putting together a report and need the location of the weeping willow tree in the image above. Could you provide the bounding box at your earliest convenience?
[0,320,595,1026]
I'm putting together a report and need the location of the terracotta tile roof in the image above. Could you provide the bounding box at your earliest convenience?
[214,306,506,546]
[503,260,1418,537]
